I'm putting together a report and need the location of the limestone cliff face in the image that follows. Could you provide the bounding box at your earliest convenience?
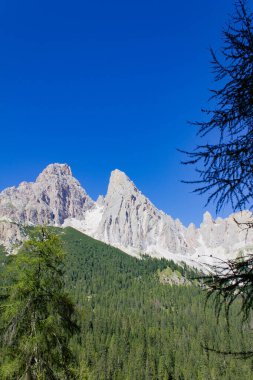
[1,164,253,270]
[0,219,24,248]
[94,170,189,255]
[198,211,253,250]
[86,171,253,267]
[0,163,93,226]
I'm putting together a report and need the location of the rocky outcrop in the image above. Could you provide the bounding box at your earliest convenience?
[0,163,94,226]
[198,211,253,250]
[158,267,192,286]
[0,219,25,248]
[94,169,189,255]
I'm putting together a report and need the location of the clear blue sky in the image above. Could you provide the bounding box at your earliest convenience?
[0,0,238,226]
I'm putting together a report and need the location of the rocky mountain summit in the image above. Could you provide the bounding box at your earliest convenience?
[1,163,253,270]
[0,163,93,226]
[93,169,189,256]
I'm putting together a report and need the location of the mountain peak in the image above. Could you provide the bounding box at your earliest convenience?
[36,163,72,182]
[110,169,130,183]
[0,163,93,226]
[202,211,214,225]
[106,169,137,197]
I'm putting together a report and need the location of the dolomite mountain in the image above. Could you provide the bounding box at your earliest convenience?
[1,163,253,270]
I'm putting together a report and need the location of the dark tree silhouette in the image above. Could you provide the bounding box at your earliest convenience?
[183,0,253,213]
[182,0,253,336]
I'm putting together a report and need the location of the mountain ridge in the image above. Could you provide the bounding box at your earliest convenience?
[1,163,253,270]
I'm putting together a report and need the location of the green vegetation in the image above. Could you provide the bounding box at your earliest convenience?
[0,244,6,256]
[158,267,193,286]
[0,228,78,380]
[0,245,9,278]
[62,227,253,379]
[1,227,253,379]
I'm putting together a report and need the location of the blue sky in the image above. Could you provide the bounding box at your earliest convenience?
[0,0,238,226]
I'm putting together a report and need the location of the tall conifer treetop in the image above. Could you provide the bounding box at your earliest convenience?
[0,227,78,380]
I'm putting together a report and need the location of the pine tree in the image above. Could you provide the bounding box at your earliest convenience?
[0,227,78,380]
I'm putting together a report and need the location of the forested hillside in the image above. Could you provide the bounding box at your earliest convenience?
[1,229,252,379]
[59,227,253,379]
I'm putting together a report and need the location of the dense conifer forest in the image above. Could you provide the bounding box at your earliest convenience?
[63,228,253,379]
[1,228,253,379]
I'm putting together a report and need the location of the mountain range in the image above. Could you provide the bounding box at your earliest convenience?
[0,163,252,270]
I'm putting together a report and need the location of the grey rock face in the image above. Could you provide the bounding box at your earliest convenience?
[92,171,253,267]
[1,164,253,269]
[0,163,94,226]
[199,210,253,251]
[95,169,189,255]
[0,220,24,248]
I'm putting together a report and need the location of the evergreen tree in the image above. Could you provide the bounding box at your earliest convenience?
[0,227,78,380]
[182,0,253,330]
[183,0,253,213]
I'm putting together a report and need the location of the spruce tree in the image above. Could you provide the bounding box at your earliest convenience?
[0,227,78,380]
